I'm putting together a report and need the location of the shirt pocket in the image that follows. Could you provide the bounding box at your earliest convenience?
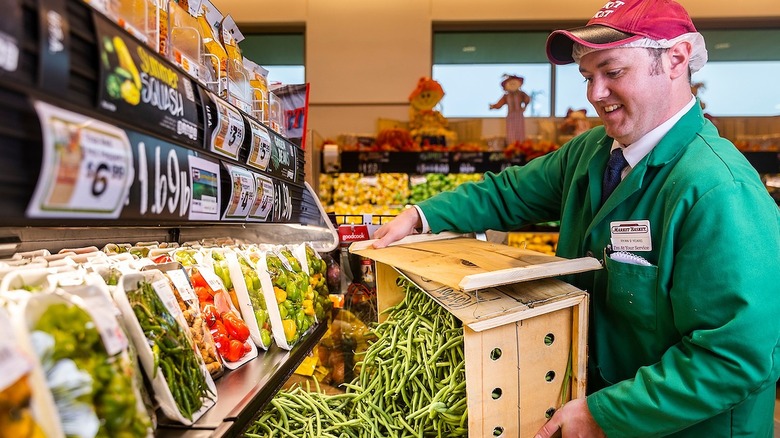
[604,255,659,331]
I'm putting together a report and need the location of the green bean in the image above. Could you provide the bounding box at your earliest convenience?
[245,278,467,438]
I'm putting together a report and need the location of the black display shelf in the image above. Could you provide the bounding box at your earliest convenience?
[332,150,780,176]
[156,321,328,437]
[334,151,523,175]
[0,0,309,229]
[743,151,780,174]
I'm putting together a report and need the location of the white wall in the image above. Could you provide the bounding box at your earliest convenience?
[213,0,780,140]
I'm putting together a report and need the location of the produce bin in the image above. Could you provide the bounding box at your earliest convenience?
[351,232,601,438]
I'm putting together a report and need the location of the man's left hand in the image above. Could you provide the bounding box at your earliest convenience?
[534,398,606,438]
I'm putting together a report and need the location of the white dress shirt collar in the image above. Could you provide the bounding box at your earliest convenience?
[612,96,697,176]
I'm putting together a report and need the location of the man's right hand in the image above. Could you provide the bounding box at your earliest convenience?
[372,207,422,248]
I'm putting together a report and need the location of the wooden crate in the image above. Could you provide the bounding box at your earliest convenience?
[352,232,600,438]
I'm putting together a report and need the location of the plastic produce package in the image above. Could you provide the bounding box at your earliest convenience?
[0,305,58,438]
[115,271,217,425]
[248,247,316,350]
[16,291,154,437]
[145,261,225,378]
[188,264,258,368]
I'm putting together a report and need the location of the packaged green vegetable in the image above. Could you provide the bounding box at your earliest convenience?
[250,248,316,350]
[114,271,217,425]
[22,291,153,437]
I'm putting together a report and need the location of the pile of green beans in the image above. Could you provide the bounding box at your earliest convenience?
[244,277,467,437]
[244,383,361,438]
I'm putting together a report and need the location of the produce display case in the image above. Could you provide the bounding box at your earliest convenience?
[351,232,602,438]
[0,0,339,435]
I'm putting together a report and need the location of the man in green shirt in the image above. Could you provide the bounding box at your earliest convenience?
[374,0,780,436]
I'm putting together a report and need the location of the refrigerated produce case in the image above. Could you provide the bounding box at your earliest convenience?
[0,0,337,435]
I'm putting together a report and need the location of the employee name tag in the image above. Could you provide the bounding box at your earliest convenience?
[610,220,652,251]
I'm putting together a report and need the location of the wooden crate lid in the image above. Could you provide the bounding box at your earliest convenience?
[350,232,601,292]
[396,268,587,331]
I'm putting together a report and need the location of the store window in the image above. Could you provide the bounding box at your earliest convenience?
[433,28,780,118]
[432,31,552,118]
[240,33,306,85]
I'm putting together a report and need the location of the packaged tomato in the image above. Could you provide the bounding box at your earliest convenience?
[188,265,257,369]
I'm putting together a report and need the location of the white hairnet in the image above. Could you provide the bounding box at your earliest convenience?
[572,32,708,73]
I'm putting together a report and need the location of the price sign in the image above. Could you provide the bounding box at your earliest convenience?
[415,163,450,174]
[355,151,391,175]
[82,291,129,356]
[246,119,272,171]
[151,278,184,320]
[358,161,381,175]
[0,309,31,391]
[166,269,196,304]
[416,151,450,174]
[452,152,484,174]
[197,266,226,292]
[223,163,256,220]
[248,173,273,222]
[29,101,134,219]
[458,162,476,173]
[268,132,297,182]
[207,92,245,160]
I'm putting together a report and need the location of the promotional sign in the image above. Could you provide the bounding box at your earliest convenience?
[95,16,200,147]
[272,83,309,148]
[268,131,297,182]
[245,117,272,171]
[247,173,273,222]
[188,155,221,221]
[203,91,246,160]
[28,100,134,219]
[222,162,256,220]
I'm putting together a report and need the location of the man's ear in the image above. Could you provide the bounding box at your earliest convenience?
[667,41,692,80]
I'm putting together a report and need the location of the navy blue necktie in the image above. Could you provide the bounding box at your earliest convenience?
[601,148,628,205]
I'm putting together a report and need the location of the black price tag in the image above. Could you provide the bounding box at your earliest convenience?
[416,151,450,174]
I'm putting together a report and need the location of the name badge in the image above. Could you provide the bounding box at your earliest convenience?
[610,220,652,251]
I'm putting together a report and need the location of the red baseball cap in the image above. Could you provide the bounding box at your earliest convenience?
[546,0,698,65]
